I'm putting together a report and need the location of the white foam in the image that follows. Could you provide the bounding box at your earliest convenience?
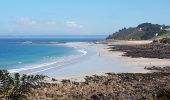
[9,61,57,73]
[9,48,87,74]
[79,49,87,56]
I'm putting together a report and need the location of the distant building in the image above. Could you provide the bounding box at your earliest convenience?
[155,33,158,36]
[160,27,163,30]
[138,28,142,31]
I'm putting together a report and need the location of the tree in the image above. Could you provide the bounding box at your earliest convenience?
[0,70,46,100]
[106,23,170,40]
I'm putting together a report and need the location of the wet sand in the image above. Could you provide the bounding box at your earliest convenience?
[39,41,170,82]
[2,40,169,100]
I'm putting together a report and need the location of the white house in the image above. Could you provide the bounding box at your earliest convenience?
[155,33,158,36]
[160,27,163,30]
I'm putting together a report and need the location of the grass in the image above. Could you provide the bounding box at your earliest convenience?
[160,31,170,38]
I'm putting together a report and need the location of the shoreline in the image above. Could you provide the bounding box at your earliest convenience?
[9,43,88,74]
[1,40,170,99]
[102,42,170,67]
[4,40,170,81]
[29,66,170,100]
[39,40,170,82]
[29,40,170,99]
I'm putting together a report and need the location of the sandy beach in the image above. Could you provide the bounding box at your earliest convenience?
[100,41,170,69]
[33,40,170,82]
[1,41,170,100]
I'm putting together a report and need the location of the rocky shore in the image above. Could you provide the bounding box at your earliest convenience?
[109,43,170,59]
[27,66,170,100]
[25,42,170,100]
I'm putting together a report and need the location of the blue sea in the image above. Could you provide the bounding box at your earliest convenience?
[0,35,106,74]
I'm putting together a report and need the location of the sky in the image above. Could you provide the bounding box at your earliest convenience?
[0,0,170,35]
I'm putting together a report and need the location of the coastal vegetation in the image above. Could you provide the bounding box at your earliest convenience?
[27,67,170,100]
[106,23,170,40]
[0,67,169,100]
[160,32,170,38]
[1,27,170,99]
[159,38,170,44]
[0,70,46,100]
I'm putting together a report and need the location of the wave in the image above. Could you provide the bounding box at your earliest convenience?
[65,44,87,56]
[79,49,87,56]
[8,48,87,74]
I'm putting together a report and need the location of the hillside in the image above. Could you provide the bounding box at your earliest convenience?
[160,31,170,38]
[107,23,170,40]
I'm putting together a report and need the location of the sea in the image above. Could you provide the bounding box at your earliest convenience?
[0,35,106,74]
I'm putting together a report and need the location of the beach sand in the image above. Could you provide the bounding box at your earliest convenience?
[103,40,152,45]
[39,41,170,82]
[100,44,170,70]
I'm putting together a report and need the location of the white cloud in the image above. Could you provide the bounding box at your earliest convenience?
[66,21,83,29]
[16,17,37,25]
[46,21,57,26]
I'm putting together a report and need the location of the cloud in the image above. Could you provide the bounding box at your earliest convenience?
[16,17,37,25]
[46,21,57,26]
[66,21,83,29]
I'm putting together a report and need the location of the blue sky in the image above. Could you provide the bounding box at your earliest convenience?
[0,0,170,35]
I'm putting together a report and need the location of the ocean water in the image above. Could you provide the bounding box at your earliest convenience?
[0,35,106,74]
[0,35,105,42]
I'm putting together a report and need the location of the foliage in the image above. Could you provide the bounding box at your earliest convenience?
[0,70,46,100]
[160,32,170,38]
[156,88,170,100]
[106,23,170,40]
[159,38,170,44]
